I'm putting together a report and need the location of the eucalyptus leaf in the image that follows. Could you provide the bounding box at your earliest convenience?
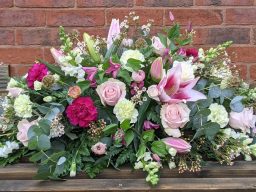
[230,96,244,112]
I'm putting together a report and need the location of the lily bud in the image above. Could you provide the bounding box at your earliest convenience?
[69,160,77,177]
[162,137,191,153]
[150,57,164,82]
[83,33,101,63]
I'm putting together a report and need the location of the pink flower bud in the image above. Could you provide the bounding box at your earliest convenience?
[132,70,145,83]
[150,57,164,82]
[152,154,161,162]
[162,137,191,153]
[91,142,107,155]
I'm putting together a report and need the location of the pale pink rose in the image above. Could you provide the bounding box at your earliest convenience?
[160,103,190,137]
[163,137,191,153]
[17,119,37,146]
[96,78,126,106]
[7,88,23,97]
[147,85,160,101]
[229,107,256,133]
[132,70,145,83]
[91,142,107,155]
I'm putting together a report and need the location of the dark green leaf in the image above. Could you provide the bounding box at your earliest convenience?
[151,141,168,157]
[38,135,51,151]
[77,80,90,93]
[126,58,141,71]
[103,124,118,135]
[124,130,134,146]
[142,130,155,142]
[120,119,130,131]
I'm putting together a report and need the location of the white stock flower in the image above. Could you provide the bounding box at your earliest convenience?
[7,78,18,89]
[208,103,229,128]
[168,161,176,169]
[14,94,33,118]
[168,148,177,157]
[0,141,19,158]
[113,99,138,123]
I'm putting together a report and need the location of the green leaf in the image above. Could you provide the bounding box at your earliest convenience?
[103,124,118,135]
[38,135,51,151]
[117,69,131,84]
[157,33,167,47]
[125,130,134,146]
[136,143,146,158]
[45,107,60,122]
[208,86,221,98]
[120,119,130,131]
[230,96,244,112]
[28,125,43,139]
[142,130,155,142]
[39,59,65,77]
[57,157,66,166]
[38,119,51,135]
[77,80,90,93]
[151,141,168,157]
[168,24,180,39]
[203,122,221,141]
[29,151,44,162]
[126,58,141,71]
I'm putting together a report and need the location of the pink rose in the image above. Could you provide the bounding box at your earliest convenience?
[7,88,23,97]
[132,70,145,83]
[96,78,126,106]
[163,137,191,153]
[160,103,190,137]
[17,119,37,146]
[91,142,107,155]
[229,107,256,133]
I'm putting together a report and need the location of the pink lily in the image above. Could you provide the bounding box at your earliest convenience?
[83,67,98,87]
[107,19,120,49]
[152,36,166,56]
[150,63,206,103]
[50,47,65,66]
[106,58,121,78]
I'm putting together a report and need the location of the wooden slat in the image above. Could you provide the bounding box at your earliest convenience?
[0,178,256,192]
[0,161,256,180]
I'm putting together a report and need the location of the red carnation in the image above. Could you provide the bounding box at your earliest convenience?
[66,97,98,128]
[186,48,198,58]
[26,63,48,89]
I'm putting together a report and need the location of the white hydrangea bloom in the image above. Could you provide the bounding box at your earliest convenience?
[113,99,138,123]
[208,103,229,128]
[14,94,33,118]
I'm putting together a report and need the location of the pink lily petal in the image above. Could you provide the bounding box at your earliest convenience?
[83,67,98,82]
[173,89,206,102]
[107,19,120,49]
[164,63,182,96]
[180,77,200,90]
[106,58,121,78]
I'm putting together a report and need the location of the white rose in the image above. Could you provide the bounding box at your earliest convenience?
[173,60,195,82]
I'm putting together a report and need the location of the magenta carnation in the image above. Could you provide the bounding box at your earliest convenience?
[186,48,198,58]
[66,97,98,128]
[26,63,48,89]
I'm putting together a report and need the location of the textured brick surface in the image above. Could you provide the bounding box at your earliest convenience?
[0,0,254,81]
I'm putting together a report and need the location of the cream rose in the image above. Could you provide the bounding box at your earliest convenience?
[160,103,190,137]
[96,78,126,106]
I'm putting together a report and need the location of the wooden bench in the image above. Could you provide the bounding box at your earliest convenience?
[0,161,256,191]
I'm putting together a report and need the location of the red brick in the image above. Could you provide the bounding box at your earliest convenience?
[10,64,32,77]
[165,9,223,26]
[226,8,256,25]
[77,27,108,37]
[16,28,59,46]
[0,29,14,45]
[15,0,74,7]
[195,0,254,6]
[43,48,55,64]
[250,65,256,81]
[0,48,44,64]
[106,9,163,26]
[0,10,45,27]
[46,10,105,27]
[0,0,13,7]
[77,0,133,7]
[227,47,256,63]
[193,28,250,45]
[136,0,193,7]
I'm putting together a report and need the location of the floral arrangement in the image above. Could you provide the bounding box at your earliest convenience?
[1,12,256,185]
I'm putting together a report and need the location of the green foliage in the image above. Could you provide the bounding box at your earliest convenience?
[151,141,168,157]
[126,58,142,71]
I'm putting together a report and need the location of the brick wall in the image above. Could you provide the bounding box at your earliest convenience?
[0,0,255,83]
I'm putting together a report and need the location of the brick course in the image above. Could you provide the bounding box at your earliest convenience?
[0,0,255,82]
